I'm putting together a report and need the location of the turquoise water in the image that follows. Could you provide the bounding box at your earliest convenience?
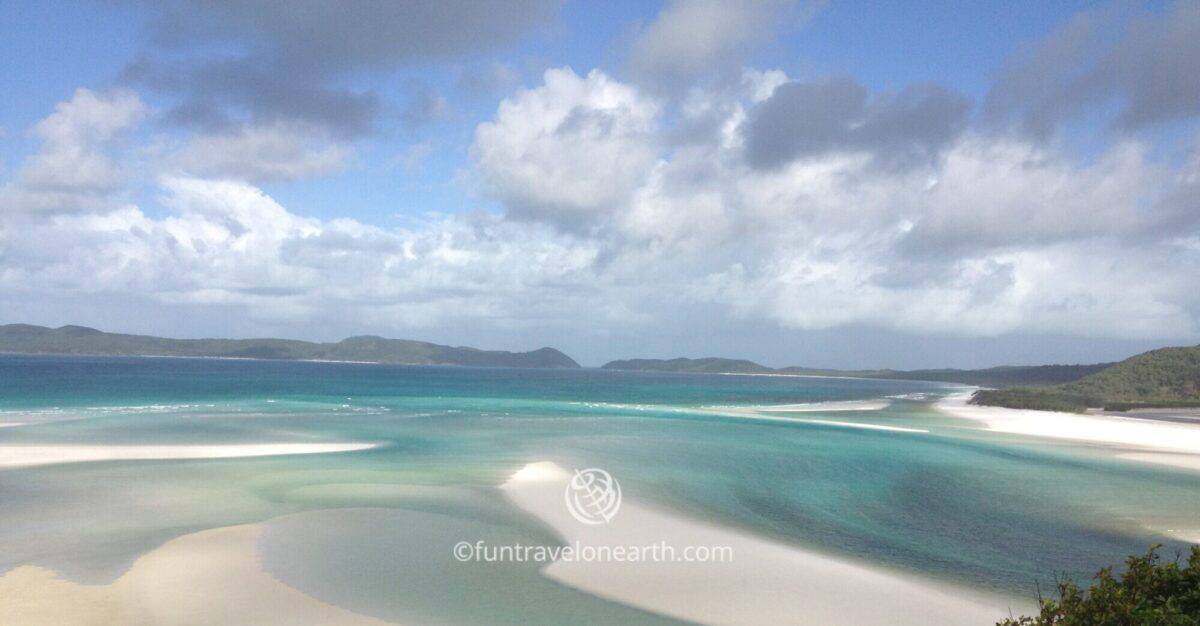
[2,354,1199,623]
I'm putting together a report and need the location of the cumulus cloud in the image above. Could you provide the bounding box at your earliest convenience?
[469,68,1200,340]
[984,0,1200,136]
[899,137,1199,254]
[1,175,602,328]
[472,68,661,228]
[5,56,1200,352]
[0,88,145,214]
[742,77,971,170]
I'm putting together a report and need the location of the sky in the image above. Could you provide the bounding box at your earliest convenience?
[1,0,1198,369]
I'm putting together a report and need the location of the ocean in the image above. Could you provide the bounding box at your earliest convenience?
[2,354,1198,623]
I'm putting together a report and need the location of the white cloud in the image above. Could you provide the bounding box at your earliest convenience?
[3,73,1199,349]
[0,88,145,214]
[471,68,661,227]
[901,137,1183,253]
[1,174,604,329]
[171,123,350,183]
[469,68,1200,340]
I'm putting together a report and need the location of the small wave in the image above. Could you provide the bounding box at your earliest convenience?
[885,393,933,401]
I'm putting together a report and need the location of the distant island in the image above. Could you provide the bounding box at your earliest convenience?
[602,357,777,375]
[6,324,1198,411]
[601,357,1112,388]
[0,324,580,369]
[603,349,1200,412]
[971,345,1200,412]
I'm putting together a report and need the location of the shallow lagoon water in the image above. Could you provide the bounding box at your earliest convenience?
[1,355,1198,623]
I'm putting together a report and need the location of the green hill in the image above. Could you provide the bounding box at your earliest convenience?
[0,324,580,369]
[602,356,1109,387]
[973,345,1200,412]
[777,363,1112,387]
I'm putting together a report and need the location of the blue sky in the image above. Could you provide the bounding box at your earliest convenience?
[0,1,1196,367]
[0,1,1106,223]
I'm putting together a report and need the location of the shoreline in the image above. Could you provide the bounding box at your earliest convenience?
[501,461,1020,625]
[0,443,378,470]
[936,392,1200,472]
[699,401,928,433]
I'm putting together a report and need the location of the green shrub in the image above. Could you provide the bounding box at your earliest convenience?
[971,389,1097,413]
[999,545,1200,625]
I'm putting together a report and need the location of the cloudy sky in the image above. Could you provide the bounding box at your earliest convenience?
[1,1,1198,368]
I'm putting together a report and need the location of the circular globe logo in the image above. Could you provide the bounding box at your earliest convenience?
[564,468,622,525]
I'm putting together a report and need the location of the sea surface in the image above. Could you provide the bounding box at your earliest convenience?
[2,354,1199,623]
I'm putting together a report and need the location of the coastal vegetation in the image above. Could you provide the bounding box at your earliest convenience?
[601,357,775,374]
[999,545,1200,625]
[601,358,1110,387]
[973,346,1200,412]
[0,324,580,369]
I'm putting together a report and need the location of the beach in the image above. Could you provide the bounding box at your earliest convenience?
[937,392,1200,472]
[501,461,1021,626]
[0,524,397,626]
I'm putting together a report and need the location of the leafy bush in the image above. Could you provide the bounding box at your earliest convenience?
[999,545,1200,625]
[1103,401,1200,412]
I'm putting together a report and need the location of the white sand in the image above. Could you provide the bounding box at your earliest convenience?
[0,423,25,428]
[750,416,926,433]
[702,402,925,433]
[0,443,376,470]
[501,461,1020,626]
[0,524,397,626]
[937,393,1200,471]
